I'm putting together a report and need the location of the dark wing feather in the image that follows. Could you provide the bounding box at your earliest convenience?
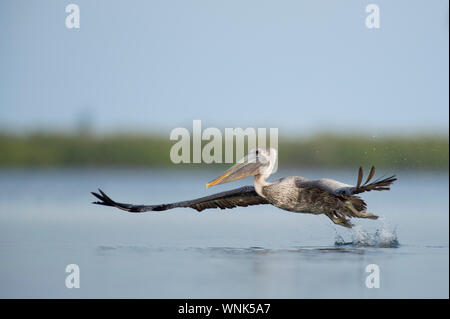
[363,166,376,186]
[353,166,397,194]
[352,175,397,194]
[91,186,269,213]
[356,167,363,188]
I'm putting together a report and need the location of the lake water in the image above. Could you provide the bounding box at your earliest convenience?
[0,168,448,298]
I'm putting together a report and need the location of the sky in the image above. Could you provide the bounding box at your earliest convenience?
[0,0,448,136]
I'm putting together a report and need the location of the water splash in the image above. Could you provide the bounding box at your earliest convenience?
[334,218,399,248]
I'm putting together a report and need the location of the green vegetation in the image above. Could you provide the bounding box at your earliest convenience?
[0,132,448,170]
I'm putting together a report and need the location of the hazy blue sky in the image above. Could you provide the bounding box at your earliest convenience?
[0,0,448,135]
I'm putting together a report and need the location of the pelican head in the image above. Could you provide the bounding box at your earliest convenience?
[206,147,277,188]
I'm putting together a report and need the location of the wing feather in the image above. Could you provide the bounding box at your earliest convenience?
[356,166,363,188]
[91,186,269,213]
[363,166,376,185]
[296,166,396,196]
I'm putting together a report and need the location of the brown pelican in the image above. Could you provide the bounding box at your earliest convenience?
[91,147,396,228]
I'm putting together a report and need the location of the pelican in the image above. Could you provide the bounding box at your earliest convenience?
[91,147,396,228]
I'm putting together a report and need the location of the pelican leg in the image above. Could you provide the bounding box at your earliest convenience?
[360,210,378,219]
[344,202,378,219]
[358,210,378,219]
[325,212,353,228]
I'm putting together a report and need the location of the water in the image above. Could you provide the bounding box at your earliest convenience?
[0,168,448,298]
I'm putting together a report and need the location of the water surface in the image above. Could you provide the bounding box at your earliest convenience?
[0,168,448,298]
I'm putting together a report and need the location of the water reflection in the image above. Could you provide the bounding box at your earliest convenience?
[95,244,380,257]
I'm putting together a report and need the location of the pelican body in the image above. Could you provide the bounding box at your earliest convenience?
[92,147,396,228]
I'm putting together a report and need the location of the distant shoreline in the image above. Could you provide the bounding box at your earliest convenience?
[0,132,448,170]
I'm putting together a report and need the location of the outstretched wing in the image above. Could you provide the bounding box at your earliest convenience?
[297,166,397,196]
[91,186,269,213]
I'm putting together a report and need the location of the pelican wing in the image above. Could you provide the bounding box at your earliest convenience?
[296,166,397,196]
[91,186,269,213]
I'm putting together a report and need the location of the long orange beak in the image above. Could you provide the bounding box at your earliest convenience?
[205,158,263,188]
